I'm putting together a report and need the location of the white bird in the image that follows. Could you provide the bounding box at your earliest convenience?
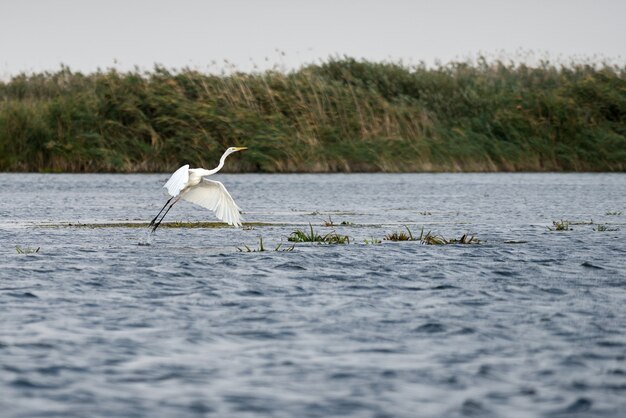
[149,147,247,232]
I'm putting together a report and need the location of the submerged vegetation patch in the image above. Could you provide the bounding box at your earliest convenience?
[384,226,417,241]
[548,220,573,231]
[15,246,40,254]
[364,237,382,245]
[384,226,480,245]
[322,216,335,227]
[1,57,625,173]
[419,231,480,245]
[288,224,350,244]
[237,236,295,252]
[547,219,596,230]
[594,224,620,232]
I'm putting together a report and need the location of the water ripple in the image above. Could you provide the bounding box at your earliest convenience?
[1,173,626,417]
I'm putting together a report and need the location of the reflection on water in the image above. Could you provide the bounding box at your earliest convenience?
[1,173,626,417]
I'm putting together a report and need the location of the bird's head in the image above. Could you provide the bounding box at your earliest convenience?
[225,146,248,156]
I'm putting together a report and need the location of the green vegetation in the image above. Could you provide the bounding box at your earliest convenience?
[237,236,295,252]
[444,233,481,245]
[605,211,623,215]
[288,224,350,244]
[364,237,382,245]
[384,226,417,241]
[548,220,572,231]
[1,57,625,172]
[384,226,479,244]
[594,224,620,232]
[15,246,40,254]
[322,217,352,227]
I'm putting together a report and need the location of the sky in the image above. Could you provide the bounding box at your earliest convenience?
[1,0,625,77]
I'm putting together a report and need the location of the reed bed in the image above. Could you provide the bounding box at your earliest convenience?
[1,58,625,172]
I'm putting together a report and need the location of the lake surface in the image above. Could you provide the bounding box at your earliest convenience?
[1,173,625,417]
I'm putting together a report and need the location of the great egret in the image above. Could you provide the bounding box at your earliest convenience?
[149,147,247,232]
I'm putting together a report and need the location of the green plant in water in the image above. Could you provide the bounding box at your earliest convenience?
[420,231,447,245]
[15,246,40,254]
[384,225,417,241]
[237,236,266,252]
[288,223,350,244]
[237,236,295,252]
[594,224,620,232]
[446,233,480,244]
[421,231,480,245]
[340,220,353,225]
[326,234,350,244]
[384,226,480,245]
[605,211,622,216]
[548,220,572,231]
[364,237,381,245]
[274,243,296,252]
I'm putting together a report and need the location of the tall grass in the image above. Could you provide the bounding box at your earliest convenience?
[1,58,625,172]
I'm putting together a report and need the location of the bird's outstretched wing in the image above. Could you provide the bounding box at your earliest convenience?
[181,179,243,227]
[163,164,190,197]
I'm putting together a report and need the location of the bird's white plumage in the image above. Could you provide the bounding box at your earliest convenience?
[181,179,243,227]
[151,147,247,231]
[163,164,190,197]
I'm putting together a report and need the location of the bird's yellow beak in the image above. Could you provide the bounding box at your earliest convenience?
[233,147,248,152]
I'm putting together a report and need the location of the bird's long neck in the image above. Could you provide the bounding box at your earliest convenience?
[199,151,229,176]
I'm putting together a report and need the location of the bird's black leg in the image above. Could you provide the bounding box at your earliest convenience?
[149,196,174,227]
[151,196,180,233]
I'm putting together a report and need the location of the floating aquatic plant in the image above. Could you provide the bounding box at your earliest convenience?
[446,233,480,245]
[384,226,417,241]
[594,225,620,232]
[385,226,480,245]
[384,231,412,241]
[420,231,447,245]
[237,237,295,252]
[274,243,296,252]
[321,217,352,227]
[548,220,572,231]
[15,246,40,254]
[288,224,350,244]
[364,237,381,245]
[605,211,622,216]
[420,231,480,245]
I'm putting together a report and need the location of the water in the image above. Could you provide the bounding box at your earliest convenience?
[1,173,625,417]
